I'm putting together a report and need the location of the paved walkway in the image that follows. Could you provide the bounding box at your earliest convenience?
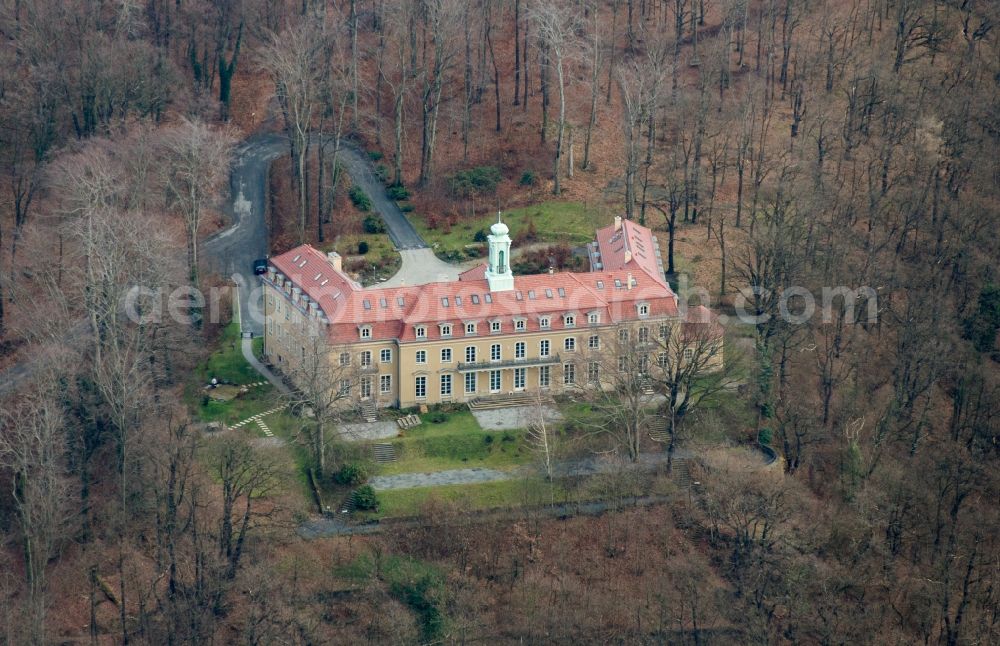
[472,405,563,431]
[377,248,473,288]
[368,450,692,491]
[339,420,400,441]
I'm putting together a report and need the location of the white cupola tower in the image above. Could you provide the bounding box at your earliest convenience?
[485,212,514,292]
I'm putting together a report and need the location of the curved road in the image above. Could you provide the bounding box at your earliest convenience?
[1,131,448,393]
[205,132,442,337]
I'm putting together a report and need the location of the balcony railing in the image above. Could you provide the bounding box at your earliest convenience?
[457,354,562,372]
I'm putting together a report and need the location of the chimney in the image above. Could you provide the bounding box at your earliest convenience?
[327,251,343,273]
[292,286,302,304]
[614,215,623,231]
[626,272,633,290]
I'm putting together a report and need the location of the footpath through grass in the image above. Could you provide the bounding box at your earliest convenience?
[412,201,609,260]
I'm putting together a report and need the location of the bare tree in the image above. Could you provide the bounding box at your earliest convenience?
[212,434,279,579]
[649,309,732,471]
[0,393,74,646]
[258,21,328,243]
[281,329,360,479]
[532,1,580,195]
[160,117,235,289]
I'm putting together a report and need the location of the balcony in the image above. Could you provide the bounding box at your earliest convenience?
[457,354,562,372]
[358,363,379,374]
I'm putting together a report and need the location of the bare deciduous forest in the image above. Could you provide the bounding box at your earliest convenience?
[0,0,998,643]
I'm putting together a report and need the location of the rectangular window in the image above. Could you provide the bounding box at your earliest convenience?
[441,348,452,362]
[466,322,477,335]
[639,304,649,316]
[490,370,502,392]
[588,361,600,383]
[360,377,372,399]
[618,356,627,371]
[514,368,526,390]
[539,365,550,388]
[415,326,426,338]
[659,324,669,340]
[564,337,576,352]
[491,320,501,333]
[416,350,427,364]
[540,339,550,357]
[339,352,350,366]
[491,343,501,361]
[639,356,649,373]
[360,327,371,338]
[683,348,694,360]
[588,335,600,349]
[440,374,452,396]
[380,374,392,393]
[515,342,526,359]
[565,315,576,327]
[380,348,392,363]
[658,352,668,368]
[563,363,576,385]
[540,317,550,329]
[619,328,629,343]
[638,327,649,343]
[339,379,351,395]
[465,372,477,394]
[360,351,372,367]
[415,376,426,398]
[465,346,477,363]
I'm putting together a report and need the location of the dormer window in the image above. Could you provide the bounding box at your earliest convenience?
[359,326,372,339]
[415,325,427,339]
[491,320,502,333]
[637,303,650,317]
[440,324,452,337]
[514,318,526,331]
[466,322,477,335]
[588,312,600,325]
[540,316,551,329]
[564,314,576,328]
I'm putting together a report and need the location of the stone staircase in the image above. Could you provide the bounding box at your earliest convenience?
[671,457,694,488]
[397,413,422,430]
[372,443,397,463]
[359,399,377,423]
[468,392,553,410]
[640,377,655,395]
[337,490,357,514]
[647,417,669,443]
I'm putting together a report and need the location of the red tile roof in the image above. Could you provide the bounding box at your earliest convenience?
[593,218,668,287]
[266,221,714,344]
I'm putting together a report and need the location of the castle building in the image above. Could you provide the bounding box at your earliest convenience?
[262,215,721,408]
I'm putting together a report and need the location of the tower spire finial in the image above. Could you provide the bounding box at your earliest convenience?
[497,210,502,224]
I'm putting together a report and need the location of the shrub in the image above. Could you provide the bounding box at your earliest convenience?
[519,170,537,186]
[465,247,485,259]
[758,428,773,447]
[447,166,502,199]
[362,214,386,234]
[353,485,379,511]
[368,150,384,161]
[357,241,370,255]
[335,462,369,486]
[386,184,410,200]
[473,229,488,243]
[349,185,372,211]
[429,412,447,424]
[374,163,389,183]
[400,203,415,213]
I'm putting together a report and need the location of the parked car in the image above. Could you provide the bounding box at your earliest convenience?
[253,258,268,275]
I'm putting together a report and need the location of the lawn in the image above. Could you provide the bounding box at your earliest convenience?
[186,321,278,425]
[411,201,610,260]
[380,409,533,475]
[321,232,401,286]
[362,476,577,519]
